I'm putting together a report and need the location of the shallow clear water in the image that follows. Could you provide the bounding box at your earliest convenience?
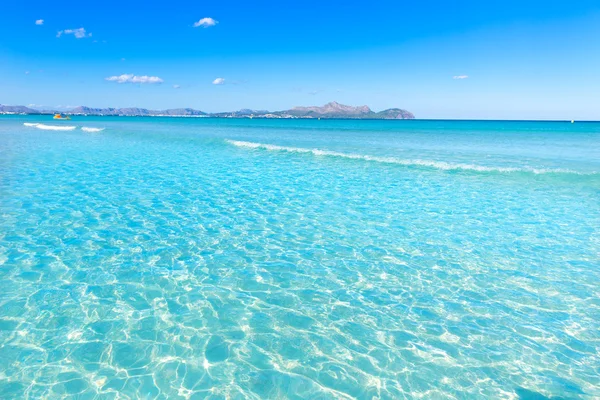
[1,116,599,399]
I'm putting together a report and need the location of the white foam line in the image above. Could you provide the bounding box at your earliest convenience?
[23,123,76,131]
[226,139,594,175]
[81,127,105,132]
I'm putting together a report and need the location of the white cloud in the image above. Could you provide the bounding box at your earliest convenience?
[121,58,126,61]
[25,71,30,75]
[35,19,44,26]
[453,75,469,80]
[105,74,164,84]
[173,84,181,89]
[212,77,225,85]
[131,75,163,83]
[194,18,218,28]
[57,28,92,39]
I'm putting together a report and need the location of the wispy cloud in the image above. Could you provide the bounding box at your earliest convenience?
[57,28,92,39]
[35,19,44,26]
[194,18,218,28]
[25,71,30,75]
[453,75,469,80]
[212,77,225,85]
[105,74,164,84]
[173,84,181,89]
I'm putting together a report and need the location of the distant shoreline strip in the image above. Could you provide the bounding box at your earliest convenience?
[226,139,596,176]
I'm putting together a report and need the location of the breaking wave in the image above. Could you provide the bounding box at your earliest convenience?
[226,140,595,176]
[81,127,105,132]
[23,123,76,131]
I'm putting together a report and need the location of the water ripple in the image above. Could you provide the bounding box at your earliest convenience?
[0,119,598,399]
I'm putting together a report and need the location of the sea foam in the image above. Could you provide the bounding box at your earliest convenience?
[226,139,592,175]
[81,127,105,132]
[23,123,76,131]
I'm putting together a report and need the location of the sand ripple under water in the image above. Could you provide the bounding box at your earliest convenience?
[1,118,599,399]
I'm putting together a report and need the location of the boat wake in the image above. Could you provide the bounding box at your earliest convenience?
[81,127,105,132]
[23,123,76,131]
[226,139,595,176]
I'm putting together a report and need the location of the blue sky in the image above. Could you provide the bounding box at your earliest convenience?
[1,0,600,119]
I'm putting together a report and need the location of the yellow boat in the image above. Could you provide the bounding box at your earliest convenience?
[53,113,71,120]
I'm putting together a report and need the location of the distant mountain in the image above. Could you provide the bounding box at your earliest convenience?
[70,106,205,116]
[375,108,415,120]
[118,107,152,116]
[36,109,64,115]
[281,102,414,119]
[162,108,206,116]
[2,102,415,119]
[235,109,270,116]
[211,108,272,117]
[0,104,39,114]
[71,106,120,115]
[286,101,372,118]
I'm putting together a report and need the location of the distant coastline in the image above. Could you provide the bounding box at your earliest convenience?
[0,101,415,120]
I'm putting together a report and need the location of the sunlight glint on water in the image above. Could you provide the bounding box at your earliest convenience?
[1,116,599,399]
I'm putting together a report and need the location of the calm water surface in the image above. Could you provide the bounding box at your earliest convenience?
[1,116,599,399]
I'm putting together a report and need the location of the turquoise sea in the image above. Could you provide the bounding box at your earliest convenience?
[0,116,599,399]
